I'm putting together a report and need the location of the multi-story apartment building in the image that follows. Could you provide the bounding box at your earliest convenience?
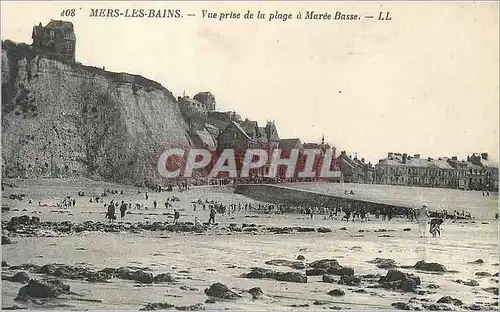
[374,152,498,191]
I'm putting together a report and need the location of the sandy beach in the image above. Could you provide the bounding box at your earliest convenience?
[1,178,499,310]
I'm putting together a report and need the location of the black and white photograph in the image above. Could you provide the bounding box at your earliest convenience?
[1,1,499,310]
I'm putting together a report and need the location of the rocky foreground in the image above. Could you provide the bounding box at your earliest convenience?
[2,255,498,310]
[1,214,407,238]
[2,216,499,311]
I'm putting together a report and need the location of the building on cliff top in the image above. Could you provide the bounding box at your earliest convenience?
[193,92,216,111]
[32,20,76,63]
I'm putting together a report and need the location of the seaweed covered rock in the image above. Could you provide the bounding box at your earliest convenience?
[328,289,345,296]
[368,258,397,269]
[3,272,30,284]
[265,259,306,270]
[248,287,264,300]
[242,267,307,283]
[413,260,447,272]
[204,283,241,300]
[16,279,70,300]
[307,259,354,276]
[378,269,421,292]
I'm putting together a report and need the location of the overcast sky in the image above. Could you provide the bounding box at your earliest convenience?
[2,1,498,164]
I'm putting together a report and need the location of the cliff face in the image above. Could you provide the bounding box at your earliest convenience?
[1,41,191,186]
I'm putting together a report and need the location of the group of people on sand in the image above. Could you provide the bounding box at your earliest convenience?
[105,200,129,222]
[37,196,76,208]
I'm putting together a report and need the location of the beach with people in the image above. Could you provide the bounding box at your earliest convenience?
[1,178,498,310]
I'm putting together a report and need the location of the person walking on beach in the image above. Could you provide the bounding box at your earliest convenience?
[106,201,116,223]
[119,201,127,222]
[417,204,429,238]
[209,206,216,224]
[173,209,180,224]
[343,208,351,222]
[153,200,157,209]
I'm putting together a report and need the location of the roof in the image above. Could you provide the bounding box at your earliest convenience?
[429,160,454,169]
[229,121,251,140]
[466,161,483,170]
[303,143,321,149]
[204,123,220,137]
[194,91,214,97]
[338,154,360,168]
[377,156,454,169]
[279,138,302,149]
[46,20,74,29]
[196,129,217,151]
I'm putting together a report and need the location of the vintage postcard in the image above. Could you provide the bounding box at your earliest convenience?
[1,1,498,310]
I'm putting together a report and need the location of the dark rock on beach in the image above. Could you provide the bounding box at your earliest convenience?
[391,302,411,310]
[297,255,305,261]
[175,303,205,311]
[413,260,447,272]
[468,259,484,264]
[322,274,337,283]
[180,286,198,291]
[475,271,491,277]
[338,275,361,286]
[140,302,175,311]
[2,235,13,245]
[242,267,307,283]
[379,269,421,292]
[248,287,264,299]
[3,272,31,284]
[307,259,354,276]
[15,279,70,300]
[204,283,241,300]
[437,296,463,306]
[153,273,175,283]
[454,279,479,287]
[328,289,345,296]
[317,227,332,233]
[368,258,397,269]
[265,259,306,270]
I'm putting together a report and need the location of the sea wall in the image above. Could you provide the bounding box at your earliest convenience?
[234,184,407,214]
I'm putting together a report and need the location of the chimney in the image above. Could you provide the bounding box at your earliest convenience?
[403,153,407,164]
[452,156,457,161]
[388,152,393,158]
[481,153,488,160]
[414,154,420,159]
[341,151,346,155]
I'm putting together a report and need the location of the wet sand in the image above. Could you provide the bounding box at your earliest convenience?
[1,178,499,310]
